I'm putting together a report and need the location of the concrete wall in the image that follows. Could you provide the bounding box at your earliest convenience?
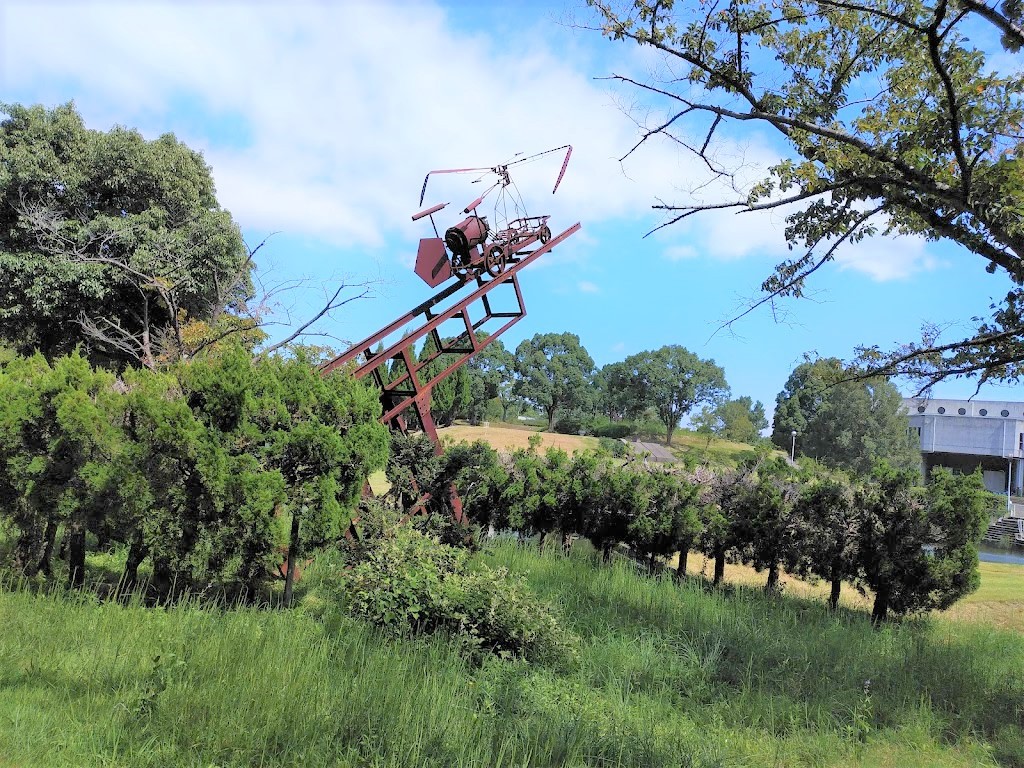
[903,397,1024,495]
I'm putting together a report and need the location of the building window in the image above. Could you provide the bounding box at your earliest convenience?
[1002,409,1010,417]
[938,407,946,414]
[958,407,967,415]
[980,409,988,416]
[1019,433,1023,451]
[917,406,926,413]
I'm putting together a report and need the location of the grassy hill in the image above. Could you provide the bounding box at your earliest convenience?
[2,543,1022,767]
[438,423,775,468]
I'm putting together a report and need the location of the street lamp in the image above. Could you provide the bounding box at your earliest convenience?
[790,430,797,461]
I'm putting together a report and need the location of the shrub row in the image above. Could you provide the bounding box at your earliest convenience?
[0,348,388,597]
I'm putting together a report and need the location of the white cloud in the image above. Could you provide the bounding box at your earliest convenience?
[664,244,698,261]
[1,0,947,287]
[2,1,696,252]
[577,280,599,293]
[834,234,946,281]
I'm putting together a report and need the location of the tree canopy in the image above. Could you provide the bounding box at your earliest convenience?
[0,102,251,367]
[694,395,768,444]
[588,0,1024,389]
[610,345,729,445]
[772,356,920,475]
[513,332,595,430]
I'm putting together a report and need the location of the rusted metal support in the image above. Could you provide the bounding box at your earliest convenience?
[323,222,581,525]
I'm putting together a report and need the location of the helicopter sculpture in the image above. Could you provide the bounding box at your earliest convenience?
[410,145,572,287]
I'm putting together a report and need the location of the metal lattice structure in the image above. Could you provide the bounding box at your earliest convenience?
[321,222,580,520]
[321,148,579,523]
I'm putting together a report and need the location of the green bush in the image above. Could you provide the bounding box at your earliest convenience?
[597,436,628,457]
[552,409,591,435]
[593,420,634,439]
[327,525,578,666]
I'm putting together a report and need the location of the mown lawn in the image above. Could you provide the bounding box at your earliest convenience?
[2,542,1022,767]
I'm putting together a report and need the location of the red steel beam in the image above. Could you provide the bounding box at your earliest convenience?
[322,222,581,524]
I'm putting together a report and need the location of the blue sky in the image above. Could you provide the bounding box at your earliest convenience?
[1,0,1017,424]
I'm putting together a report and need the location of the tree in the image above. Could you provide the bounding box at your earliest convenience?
[0,102,251,366]
[587,1,1024,389]
[612,345,728,446]
[790,475,859,610]
[853,463,985,622]
[627,469,702,574]
[595,361,635,421]
[697,396,768,444]
[0,352,125,587]
[772,357,920,476]
[731,460,802,593]
[513,332,595,430]
[695,465,751,585]
[418,333,471,427]
[585,460,652,562]
[922,466,989,609]
[465,337,517,423]
[855,465,932,622]
[504,443,574,550]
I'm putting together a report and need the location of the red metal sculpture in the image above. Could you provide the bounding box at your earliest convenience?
[411,146,571,286]
[322,148,579,522]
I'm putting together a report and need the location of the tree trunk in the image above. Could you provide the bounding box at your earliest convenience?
[666,422,674,446]
[829,559,843,611]
[37,518,58,577]
[122,537,149,594]
[765,561,779,594]
[68,523,86,589]
[648,549,657,573]
[871,586,890,625]
[561,532,573,555]
[284,511,301,608]
[676,549,689,578]
[602,541,613,563]
[537,530,546,552]
[713,551,725,585]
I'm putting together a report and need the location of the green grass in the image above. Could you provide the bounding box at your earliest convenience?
[2,543,1022,767]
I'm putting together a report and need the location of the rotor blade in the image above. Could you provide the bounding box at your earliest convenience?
[419,166,493,206]
[552,146,572,195]
[505,144,572,168]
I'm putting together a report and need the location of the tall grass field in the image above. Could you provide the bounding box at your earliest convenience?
[2,542,1022,767]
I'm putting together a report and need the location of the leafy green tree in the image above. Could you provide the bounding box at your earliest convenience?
[852,464,986,622]
[595,361,635,421]
[703,396,768,444]
[586,461,653,562]
[628,469,702,574]
[611,345,728,446]
[442,440,509,531]
[465,337,518,424]
[772,357,920,476]
[731,459,802,593]
[0,352,125,586]
[697,466,751,585]
[417,333,471,428]
[504,444,574,550]
[0,102,251,367]
[923,466,989,609]
[513,332,595,431]
[790,475,859,611]
[588,0,1024,387]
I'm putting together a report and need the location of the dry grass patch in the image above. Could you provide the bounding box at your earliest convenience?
[439,423,600,454]
[674,553,1024,629]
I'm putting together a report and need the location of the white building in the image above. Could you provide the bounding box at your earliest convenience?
[903,397,1024,496]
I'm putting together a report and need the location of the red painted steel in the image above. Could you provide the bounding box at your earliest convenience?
[414,237,451,287]
[322,222,580,523]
